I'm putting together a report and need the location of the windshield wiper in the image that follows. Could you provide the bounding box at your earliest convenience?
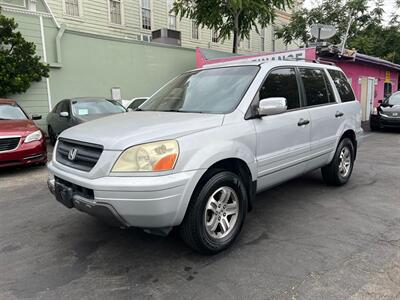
[0,118,10,120]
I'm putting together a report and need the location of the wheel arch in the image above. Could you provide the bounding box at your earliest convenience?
[189,158,256,215]
[340,129,357,160]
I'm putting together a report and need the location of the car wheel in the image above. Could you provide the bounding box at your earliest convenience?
[321,138,355,186]
[180,171,248,254]
[370,121,380,131]
[48,126,56,146]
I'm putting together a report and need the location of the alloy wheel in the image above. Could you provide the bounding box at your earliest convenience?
[204,186,239,239]
[338,146,351,178]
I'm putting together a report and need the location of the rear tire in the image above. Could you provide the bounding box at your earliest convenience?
[48,126,56,146]
[180,171,248,255]
[321,138,355,186]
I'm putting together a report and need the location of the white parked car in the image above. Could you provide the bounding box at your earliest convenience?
[48,61,363,254]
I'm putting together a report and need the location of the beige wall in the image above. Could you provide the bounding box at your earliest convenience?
[45,0,296,54]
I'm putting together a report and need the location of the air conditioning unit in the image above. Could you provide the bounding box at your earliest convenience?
[152,28,181,46]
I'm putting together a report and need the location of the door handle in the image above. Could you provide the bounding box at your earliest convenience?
[335,111,344,118]
[298,118,310,126]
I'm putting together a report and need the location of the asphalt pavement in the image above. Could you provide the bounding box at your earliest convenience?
[0,131,399,299]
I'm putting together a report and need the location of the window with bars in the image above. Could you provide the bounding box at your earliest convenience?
[64,0,80,16]
[212,30,218,43]
[167,0,176,30]
[272,26,276,52]
[109,0,122,24]
[260,28,265,52]
[141,0,151,30]
[191,20,199,39]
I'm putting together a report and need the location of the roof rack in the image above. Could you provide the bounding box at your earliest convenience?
[280,57,336,66]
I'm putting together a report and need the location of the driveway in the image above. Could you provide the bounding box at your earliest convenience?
[0,132,399,299]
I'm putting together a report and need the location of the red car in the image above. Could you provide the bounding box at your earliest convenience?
[0,99,47,168]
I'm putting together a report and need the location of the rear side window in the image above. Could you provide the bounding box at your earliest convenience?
[328,70,355,102]
[259,68,300,110]
[300,68,333,106]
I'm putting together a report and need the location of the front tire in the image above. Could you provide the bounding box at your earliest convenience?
[180,171,248,254]
[321,138,355,186]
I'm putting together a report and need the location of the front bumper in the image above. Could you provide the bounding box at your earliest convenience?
[47,161,203,228]
[371,114,400,128]
[0,139,47,168]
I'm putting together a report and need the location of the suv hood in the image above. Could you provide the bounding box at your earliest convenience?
[76,113,121,122]
[0,120,38,137]
[60,111,224,150]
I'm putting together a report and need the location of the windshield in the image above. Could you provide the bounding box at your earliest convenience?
[72,99,126,116]
[387,92,400,106]
[140,66,259,114]
[0,104,27,120]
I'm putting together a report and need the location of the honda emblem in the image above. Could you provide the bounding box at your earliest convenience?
[68,148,78,161]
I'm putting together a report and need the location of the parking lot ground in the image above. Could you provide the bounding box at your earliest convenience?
[0,131,399,300]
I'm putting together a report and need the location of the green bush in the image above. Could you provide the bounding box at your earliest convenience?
[0,10,49,97]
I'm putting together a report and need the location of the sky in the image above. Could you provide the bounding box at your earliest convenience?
[302,0,399,24]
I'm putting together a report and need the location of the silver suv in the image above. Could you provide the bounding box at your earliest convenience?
[47,61,363,254]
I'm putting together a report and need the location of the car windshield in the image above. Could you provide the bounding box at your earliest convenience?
[72,99,126,116]
[0,104,27,120]
[140,66,259,114]
[387,93,400,106]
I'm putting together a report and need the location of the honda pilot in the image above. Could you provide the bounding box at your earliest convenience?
[47,61,363,254]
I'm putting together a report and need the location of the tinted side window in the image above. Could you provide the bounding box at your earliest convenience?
[260,68,300,109]
[328,70,355,102]
[59,101,70,113]
[300,68,331,106]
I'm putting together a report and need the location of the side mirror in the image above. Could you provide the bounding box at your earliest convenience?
[60,111,69,118]
[31,114,42,120]
[258,97,287,117]
[378,100,383,104]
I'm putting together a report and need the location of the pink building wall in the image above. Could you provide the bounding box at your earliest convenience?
[335,63,398,107]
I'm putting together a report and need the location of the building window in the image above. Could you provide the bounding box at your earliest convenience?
[168,15,176,30]
[141,0,151,30]
[212,30,218,43]
[64,0,80,16]
[260,28,265,52]
[191,20,199,39]
[109,0,122,24]
[167,0,176,30]
[272,26,276,52]
[140,34,152,42]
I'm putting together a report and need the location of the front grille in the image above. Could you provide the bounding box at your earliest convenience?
[56,138,103,172]
[55,176,94,199]
[0,137,20,152]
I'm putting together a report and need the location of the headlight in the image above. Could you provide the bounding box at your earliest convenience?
[112,140,179,172]
[24,130,42,143]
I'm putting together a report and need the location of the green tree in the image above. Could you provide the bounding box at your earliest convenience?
[173,0,293,53]
[276,0,400,64]
[0,10,49,97]
[275,0,371,46]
